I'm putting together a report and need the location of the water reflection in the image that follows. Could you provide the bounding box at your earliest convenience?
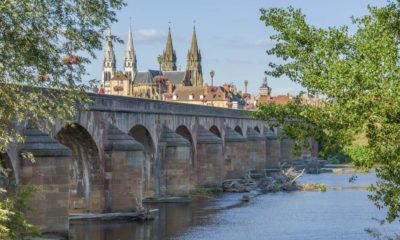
[70,173,400,240]
[70,199,216,240]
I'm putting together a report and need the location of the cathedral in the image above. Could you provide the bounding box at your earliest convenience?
[101,25,204,99]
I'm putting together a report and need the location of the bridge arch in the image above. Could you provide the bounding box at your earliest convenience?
[234,126,243,136]
[254,126,261,133]
[176,125,195,166]
[129,124,156,198]
[55,123,103,214]
[209,125,222,138]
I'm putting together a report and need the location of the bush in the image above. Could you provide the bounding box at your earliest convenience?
[0,185,40,240]
[327,151,352,164]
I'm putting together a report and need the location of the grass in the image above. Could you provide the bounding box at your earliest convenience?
[189,186,222,198]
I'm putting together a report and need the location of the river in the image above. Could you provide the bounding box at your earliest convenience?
[70,173,400,240]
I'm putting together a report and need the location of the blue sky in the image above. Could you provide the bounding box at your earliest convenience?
[86,0,387,95]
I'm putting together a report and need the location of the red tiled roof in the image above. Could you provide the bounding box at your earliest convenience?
[259,95,293,105]
[172,86,228,101]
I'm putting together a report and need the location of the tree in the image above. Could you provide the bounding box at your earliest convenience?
[244,80,248,93]
[0,0,126,237]
[157,54,164,71]
[256,1,400,223]
[210,70,215,87]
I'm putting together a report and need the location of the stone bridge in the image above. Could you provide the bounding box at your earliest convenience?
[3,94,317,237]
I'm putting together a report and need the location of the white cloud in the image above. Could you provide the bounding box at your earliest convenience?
[135,29,166,43]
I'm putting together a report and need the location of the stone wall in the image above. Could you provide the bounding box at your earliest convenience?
[20,128,71,237]
[196,127,224,186]
[105,124,144,212]
[247,128,266,171]
[266,135,282,167]
[224,127,249,178]
[159,127,191,196]
[108,151,143,211]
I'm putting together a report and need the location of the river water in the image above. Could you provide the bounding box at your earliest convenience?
[70,173,400,240]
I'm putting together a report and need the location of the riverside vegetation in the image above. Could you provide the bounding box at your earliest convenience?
[255,0,400,225]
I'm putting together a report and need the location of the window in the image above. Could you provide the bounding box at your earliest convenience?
[189,95,193,100]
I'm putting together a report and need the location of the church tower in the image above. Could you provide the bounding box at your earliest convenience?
[259,74,271,96]
[101,29,116,93]
[124,24,137,81]
[184,27,203,87]
[161,27,177,71]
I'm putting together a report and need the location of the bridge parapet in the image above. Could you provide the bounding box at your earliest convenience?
[88,93,251,119]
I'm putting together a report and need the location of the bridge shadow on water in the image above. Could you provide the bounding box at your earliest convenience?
[69,197,229,240]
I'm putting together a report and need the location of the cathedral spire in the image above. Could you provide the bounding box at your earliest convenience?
[101,29,116,94]
[188,26,200,61]
[104,29,116,64]
[161,26,177,71]
[124,24,137,81]
[185,26,203,87]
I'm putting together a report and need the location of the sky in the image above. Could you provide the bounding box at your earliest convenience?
[86,0,387,95]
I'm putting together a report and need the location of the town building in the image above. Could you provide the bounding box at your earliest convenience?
[109,72,129,96]
[256,75,322,106]
[165,83,245,109]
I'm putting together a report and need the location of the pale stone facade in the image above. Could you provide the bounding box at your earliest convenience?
[109,73,130,96]
[130,84,159,99]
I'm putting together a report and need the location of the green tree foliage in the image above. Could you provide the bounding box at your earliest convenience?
[0,0,125,237]
[0,185,40,239]
[0,0,125,152]
[256,1,400,223]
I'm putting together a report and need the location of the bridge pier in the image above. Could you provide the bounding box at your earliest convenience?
[223,127,248,178]
[20,128,71,237]
[195,126,224,187]
[129,125,157,199]
[246,127,266,171]
[104,124,144,212]
[280,135,295,162]
[265,128,282,167]
[159,126,191,197]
